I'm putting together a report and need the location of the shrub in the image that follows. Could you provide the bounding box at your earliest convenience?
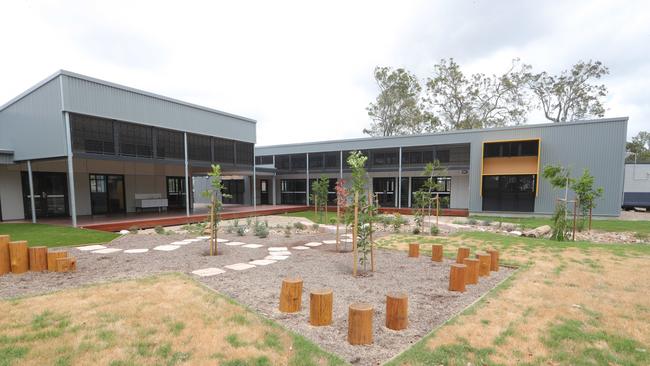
[412,227,421,235]
[254,221,269,238]
[551,201,570,241]
[481,220,492,226]
[467,218,478,225]
[293,222,306,230]
[236,226,246,236]
[128,226,140,234]
[312,223,320,231]
[392,213,406,233]
[246,217,253,228]
[430,225,440,236]
[233,219,240,228]
[329,217,337,225]
[452,219,466,225]
[284,224,292,238]
[154,225,166,235]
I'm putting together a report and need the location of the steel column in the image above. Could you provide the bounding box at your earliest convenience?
[184,132,190,217]
[27,160,36,223]
[63,112,77,227]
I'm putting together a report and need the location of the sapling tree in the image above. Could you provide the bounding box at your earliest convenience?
[335,179,349,252]
[311,175,330,224]
[416,160,447,235]
[571,169,604,231]
[202,164,230,255]
[542,164,574,241]
[346,151,375,275]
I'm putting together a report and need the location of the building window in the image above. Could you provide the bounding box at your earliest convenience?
[70,114,115,155]
[255,155,273,165]
[371,149,398,166]
[188,133,211,161]
[291,154,307,170]
[484,140,539,158]
[214,137,235,164]
[482,174,536,212]
[373,177,396,207]
[281,179,307,204]
[235,142,253,165]
[276,155,290,170]
[324,152,339,169]
[155,129,184,159]
[402,148,434,165]
[309,153,324,169]
[117,122,153,158]
[435,149,450,163]
[411,176,451,208]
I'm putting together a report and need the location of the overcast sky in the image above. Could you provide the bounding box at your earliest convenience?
[1,0,648,145]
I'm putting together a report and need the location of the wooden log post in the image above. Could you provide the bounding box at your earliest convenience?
[456,247,470,263]
[56,257,77,273]
[28,246,48,272]
[476,252,491,277]
[47,251,68,272]
[309,288,333,326]
[385,292,408,331]
[463,258,479,285]
[279,277,303,313]
[431,244,443,262]
[448,264,467,292]
[348,302,373,345]
[487,249,499,272]
[9,241,29,274]
[0,235,10,275]
[408,243,419,258]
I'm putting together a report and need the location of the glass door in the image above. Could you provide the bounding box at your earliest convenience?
[90,174,125,215]
[166,177,186,208]
[22,172,69,218]
[260,179,269,205]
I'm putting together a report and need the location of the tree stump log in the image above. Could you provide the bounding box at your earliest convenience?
[476,252,491,277]
[448,264,466,292]
[309,288,333,326]
[28,246,48,272]
[279,277,303,313]
[348,302,373,345]
[56,257,76,273]
[456,247,470,263]
[463,258,479,285]
[385,292,408,331]
[431,244,443,262]
[9,241,29,274]
[408,243,419,257]
[487,249,499,271]
[0,235,10,275]
[47,251,68,272]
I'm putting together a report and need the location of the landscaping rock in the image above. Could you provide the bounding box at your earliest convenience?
[523,225,552,238]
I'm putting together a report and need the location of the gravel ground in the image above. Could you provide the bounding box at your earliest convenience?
[0,230,513,365]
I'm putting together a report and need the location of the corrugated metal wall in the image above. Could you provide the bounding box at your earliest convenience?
[0,78,66,161]
[61,74,256,143]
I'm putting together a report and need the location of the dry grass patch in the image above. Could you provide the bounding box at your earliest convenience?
[380,232,650,366]
[0,273,343,366]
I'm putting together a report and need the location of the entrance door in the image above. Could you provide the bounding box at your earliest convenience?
[166,177,186,209]
[22,172,69,218]
[90,174,125,215]
[260,179,269,205]
[373,177,396,207]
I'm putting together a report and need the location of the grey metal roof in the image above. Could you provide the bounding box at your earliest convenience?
[0,70,256,124]
[255,117,629,155]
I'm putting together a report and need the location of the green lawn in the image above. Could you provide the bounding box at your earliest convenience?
[0,223,119,248]
[471,215,650,235]
[283,210,340,225]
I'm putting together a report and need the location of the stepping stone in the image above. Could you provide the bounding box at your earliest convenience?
[242,244,264,249]
[225,241,245,246]
[196,236,211,240]
[170,241,191,245]
[249,259,276,266]
[304,242,322,247]
[183,238,202,242]
[92,248,123,254]
[265,255,289,261]
[153,245,180,251]
[271,251,292,256]
[268,247,288,251]
[124,249,149,254]
[77,245,106,251]
[224,263,256,271]
[322,240,337,244]
[216,238,229,243]
[192,267,225,277]
[341,239,353,243]
[292,246,310,250]
[342,234,353,238]
[119,230,130,235]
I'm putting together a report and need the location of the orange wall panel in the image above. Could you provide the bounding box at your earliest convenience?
[482,156,539,175]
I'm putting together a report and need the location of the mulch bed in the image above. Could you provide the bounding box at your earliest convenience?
[0,230,513,365]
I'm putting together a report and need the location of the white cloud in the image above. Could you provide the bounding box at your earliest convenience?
[0,0,648,144]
